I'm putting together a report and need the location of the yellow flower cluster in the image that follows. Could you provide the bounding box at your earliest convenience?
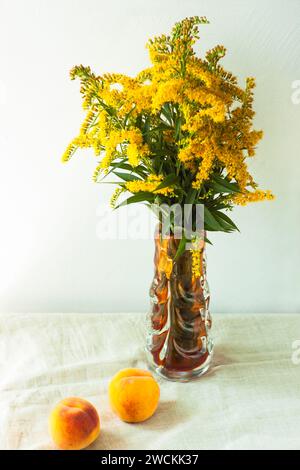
[122,129,150,167]
[110,187,124,208]
[100,130,122,170]
[125,175,174,196]
[99,128,148,170]
[234,190,274,206]
[63,16,273,220]
[191,249,202,278]
[151,78,185,111]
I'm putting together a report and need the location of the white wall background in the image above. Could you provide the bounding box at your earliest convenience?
[0,0,299,314]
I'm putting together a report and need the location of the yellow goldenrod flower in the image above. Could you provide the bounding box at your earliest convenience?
[125,174,174,196]
[127,143,139,167]
[191,249,202,278]
[234,190,275,206]
[62,16,274,224]
[110,187,124,208]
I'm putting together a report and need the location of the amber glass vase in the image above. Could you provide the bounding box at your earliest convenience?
[146,227,213,381]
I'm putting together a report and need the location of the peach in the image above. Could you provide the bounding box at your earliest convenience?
[49,397,100,450]
[109,368,160,423]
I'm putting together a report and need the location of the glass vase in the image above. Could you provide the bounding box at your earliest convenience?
[146,227,213,381]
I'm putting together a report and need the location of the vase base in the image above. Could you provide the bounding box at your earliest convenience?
[145,349,213,382]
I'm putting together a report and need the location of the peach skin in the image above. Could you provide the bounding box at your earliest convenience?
[109,368,160,423]
[49,397,100,450]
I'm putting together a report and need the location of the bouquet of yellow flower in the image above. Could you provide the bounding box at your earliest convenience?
[62,17,273,381]
[63,17,273,238]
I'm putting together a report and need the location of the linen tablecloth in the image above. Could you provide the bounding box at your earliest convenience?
[0,313,299,450]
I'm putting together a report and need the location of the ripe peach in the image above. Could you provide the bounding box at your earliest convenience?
[49,397,100,450]
[109,368,160,423]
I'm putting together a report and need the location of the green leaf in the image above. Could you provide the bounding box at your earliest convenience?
[161,104,173,125]
[213,211,240,232]
[115,192,154,209]
[110,162,132,171]
[205,236,213,245]
[110,162,148,178]
[124,105,136,126]
[155,173,178,191]
[98,158,127,181]
[211,182,239,194]
[185,188,198,205]
[142,116,150,144]
[175,117,181,140]
[113,171,142,182]
[211,182,236,194]
[211,175,240,194]
[184,188,198,227]
[174,235,188,261]
[204,206,223,231]
[210,202,228,210]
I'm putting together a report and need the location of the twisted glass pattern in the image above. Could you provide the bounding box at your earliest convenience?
[146,229,213,381]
